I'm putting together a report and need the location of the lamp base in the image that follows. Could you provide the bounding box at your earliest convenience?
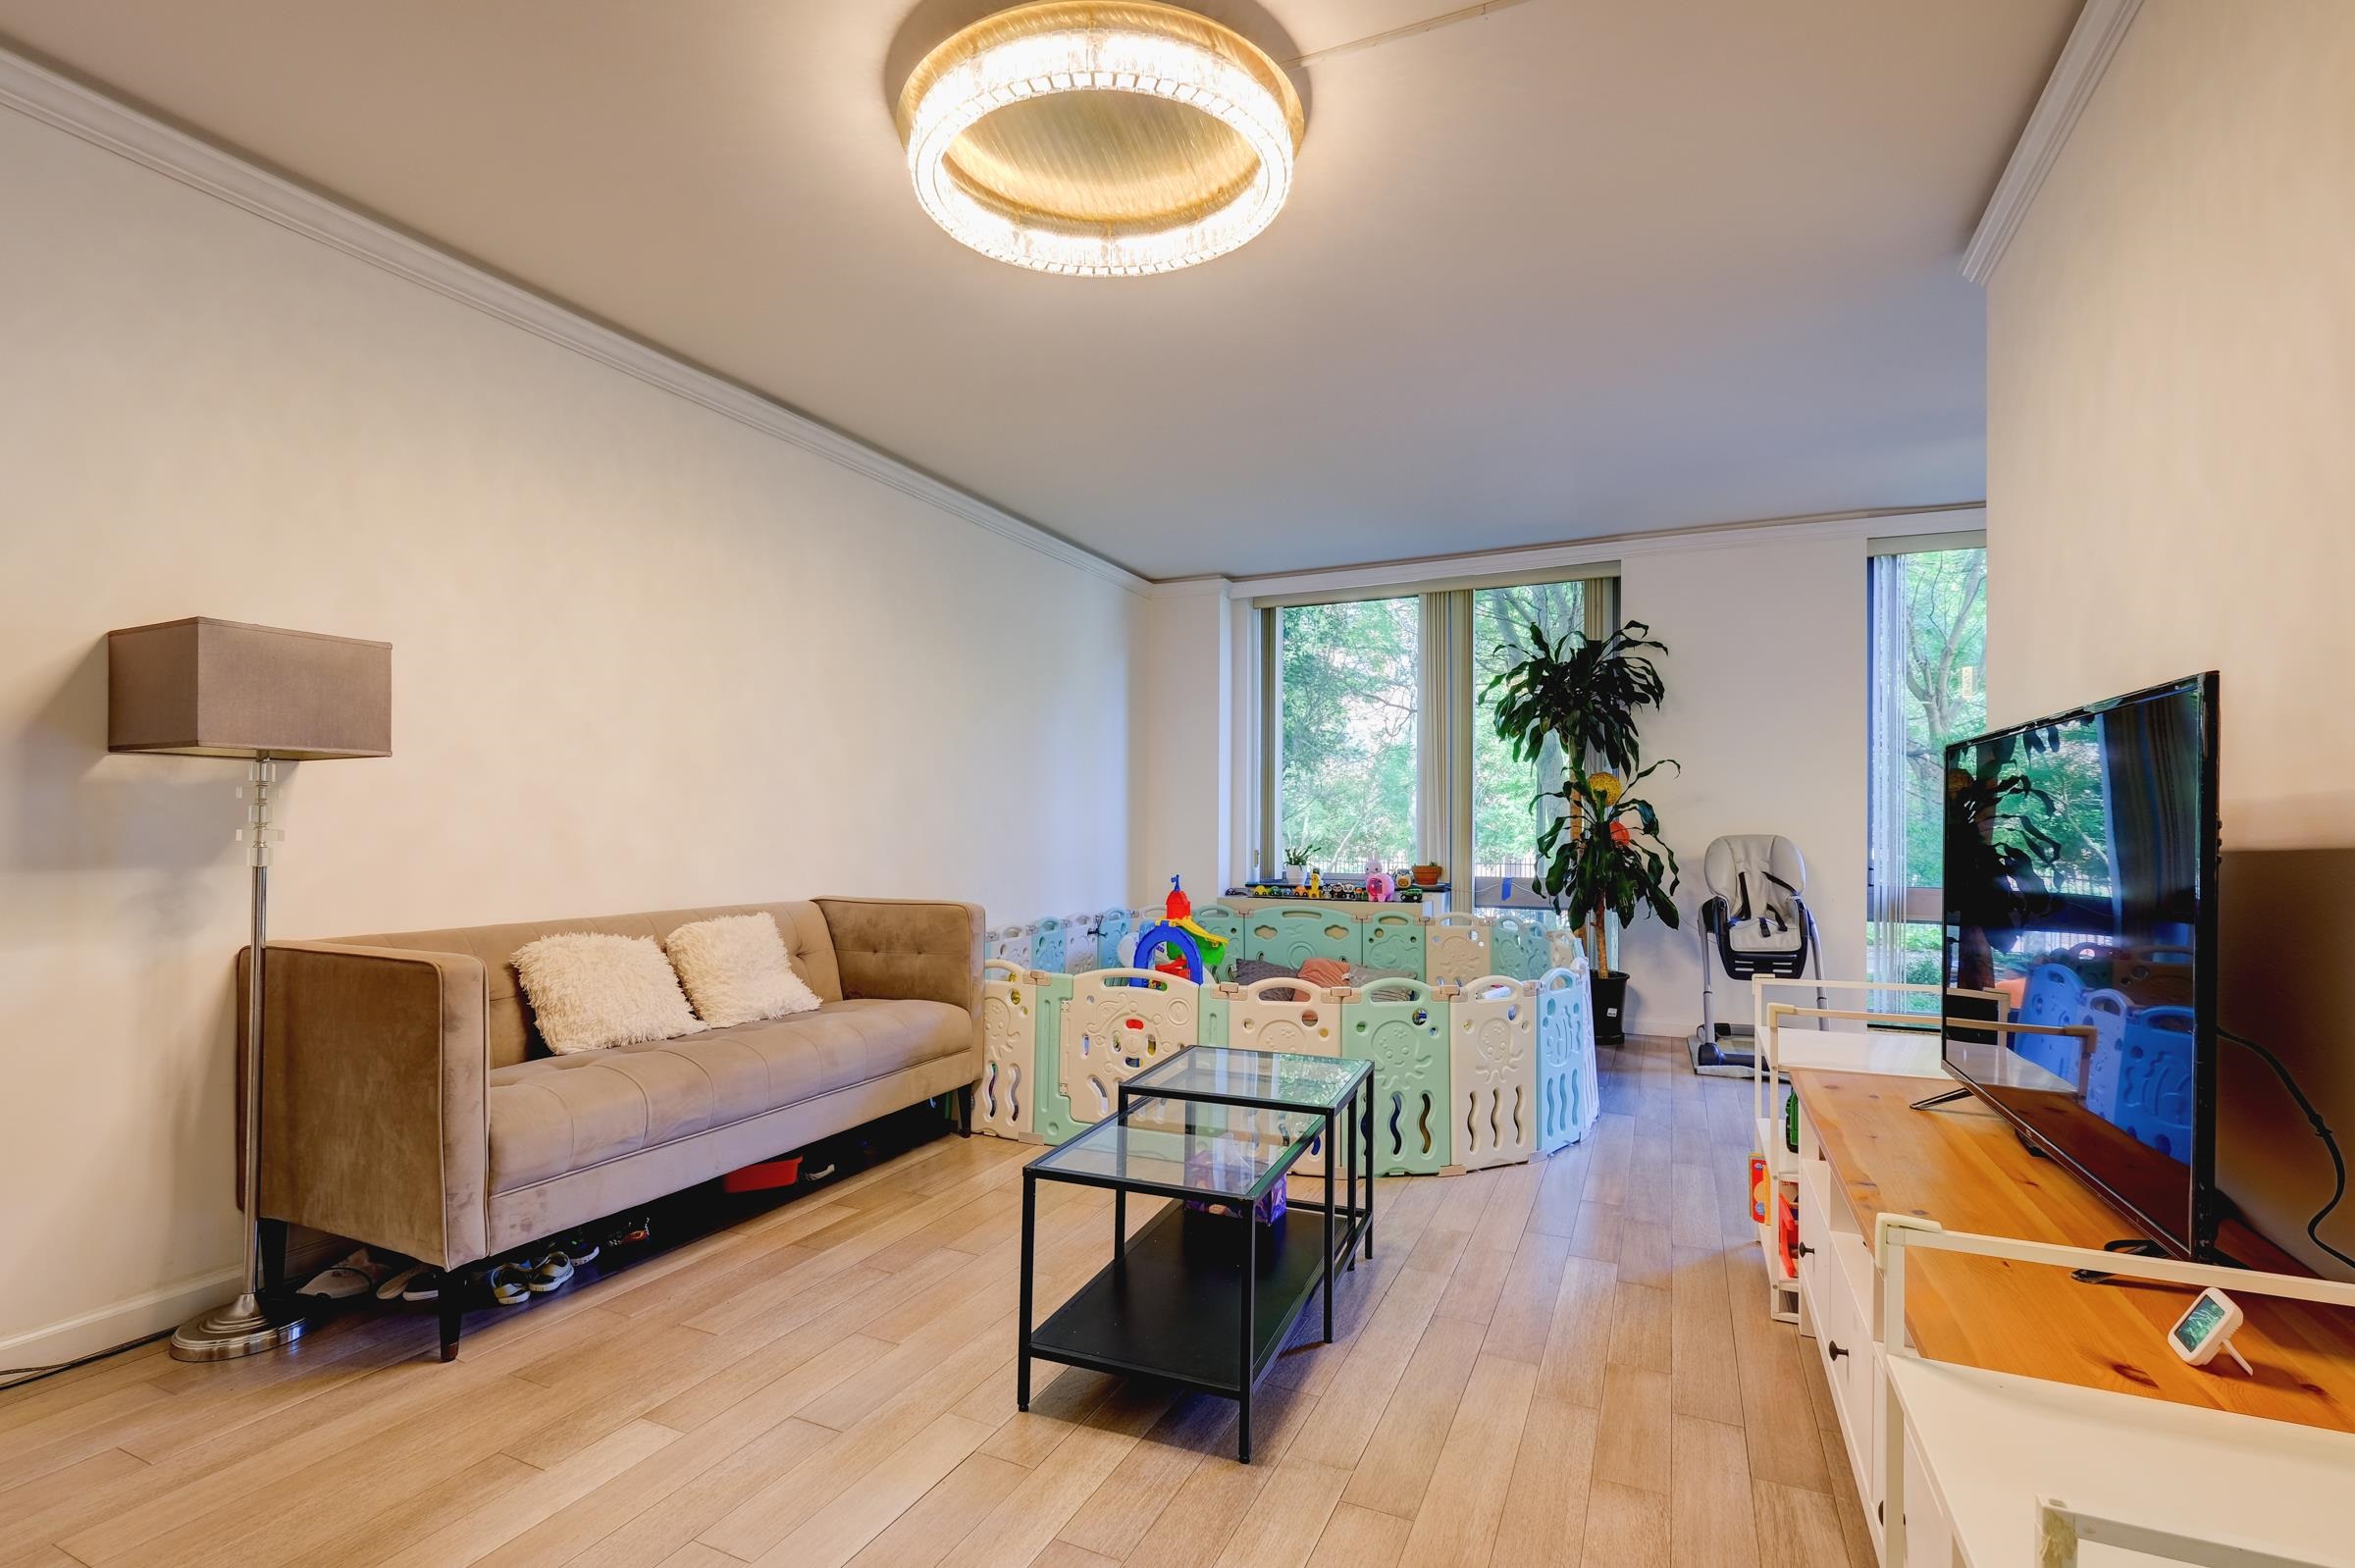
[168,1292,306,1362]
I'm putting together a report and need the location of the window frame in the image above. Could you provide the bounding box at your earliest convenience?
[1253,570,1620,900]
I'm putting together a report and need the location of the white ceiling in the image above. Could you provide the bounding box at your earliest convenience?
[0,0,2076,579]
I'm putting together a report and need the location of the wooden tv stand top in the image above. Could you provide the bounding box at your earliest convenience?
[1789,1068,2355,1435]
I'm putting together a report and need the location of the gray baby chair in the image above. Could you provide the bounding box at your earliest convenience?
[1690,834,1824,1076]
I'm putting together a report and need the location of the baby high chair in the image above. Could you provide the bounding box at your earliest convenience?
[1691,834,1823,1075]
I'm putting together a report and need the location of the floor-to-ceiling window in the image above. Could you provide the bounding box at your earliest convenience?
[1471,578,1599,908]
[1261,574,1615,903]
[1274,597,1420,872]
[1866,540,1987,1008]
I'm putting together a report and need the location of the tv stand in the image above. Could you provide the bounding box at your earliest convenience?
[1908,1085,1972,1112]
[1781,1069,2355,1558]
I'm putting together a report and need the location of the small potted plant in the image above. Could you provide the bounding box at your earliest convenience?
[1486,620,1681,1043]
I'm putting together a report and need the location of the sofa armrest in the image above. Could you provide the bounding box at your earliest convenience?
[248,941,491,1269]
[813,898,984,1014]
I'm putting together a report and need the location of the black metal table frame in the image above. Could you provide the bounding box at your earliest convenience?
[1017,1053,1375,1462]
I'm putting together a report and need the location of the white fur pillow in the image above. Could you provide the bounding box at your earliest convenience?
[664,913,821,1027]
[512,933,707,1055]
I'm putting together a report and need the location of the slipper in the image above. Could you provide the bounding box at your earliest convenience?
[527,1251,576,1294]
[376,1263,429,1301]
[399,1269,445,1303]
[486,1264,534,1307]
[298,1248,392,1299]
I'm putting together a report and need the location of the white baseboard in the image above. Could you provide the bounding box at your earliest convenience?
[0,1265,240,1371]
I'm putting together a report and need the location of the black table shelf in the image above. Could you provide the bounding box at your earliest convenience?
[1030,1203,1332,1393]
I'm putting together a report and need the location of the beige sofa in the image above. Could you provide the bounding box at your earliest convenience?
[250,897,983,1357]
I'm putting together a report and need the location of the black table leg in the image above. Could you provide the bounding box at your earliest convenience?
[1018,1171,1036,1411]
[1238,1203,1257,1463]
[1344,1090,1358,1272]
[1364,1071,1376,1260]
[1323,1108,1335,1342]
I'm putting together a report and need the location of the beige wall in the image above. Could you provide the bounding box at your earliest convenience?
[1127,585,1232,905]
[1985,0,2355,848]
[1617,534,1870,1037]
[0,103,1137,1357]
[1984,0,2355,1277]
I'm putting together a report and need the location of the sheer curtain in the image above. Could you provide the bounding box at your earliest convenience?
[1866,553,1918,1012]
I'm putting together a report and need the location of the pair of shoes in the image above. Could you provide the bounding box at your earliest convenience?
[376,1264,445,1302]
[482,1247,578,1307]
[602,1214,652,1250]
[562,1232,601,1267]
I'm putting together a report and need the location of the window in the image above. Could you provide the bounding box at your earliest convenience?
[1472,578,1596,908]
[1260,574,1614,899]
[1866,543,1987,1007]
[1275,597,1419,870]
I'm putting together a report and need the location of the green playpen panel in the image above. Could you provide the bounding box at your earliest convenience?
[1341,978,1449,1175]
[1241,904,1363,969]
[1359,910,1427,978]
[1192,903,1244,982]
[1028,971,1081,1145]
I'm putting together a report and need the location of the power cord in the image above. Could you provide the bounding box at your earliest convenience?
[2221,1025,2355,1274]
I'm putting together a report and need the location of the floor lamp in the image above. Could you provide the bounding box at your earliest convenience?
[108,617,392,1362]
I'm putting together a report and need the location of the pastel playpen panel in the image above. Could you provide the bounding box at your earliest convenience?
[1059,968,1203,1126]
[978,961,1034,1139]
[986,924,1032,966]
[1243,904,1364,970]
[1091,907,1133,971]
[1225,977,1344,1175]
[1425,914,1492,987]
[1028,971,1082,1146]
[1062,915,1101,974]
[1028,916,1069,976]
[1360,910,1426,976]
[1343,978,1450,1175]
[1536,965,1599,1152]
[1452,976,1538,1171]
[1546,926,1588,974]
[1193,903,1245,981]
[1489,915,1550,982]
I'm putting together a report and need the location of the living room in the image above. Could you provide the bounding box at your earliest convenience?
[4,3,2352,1565]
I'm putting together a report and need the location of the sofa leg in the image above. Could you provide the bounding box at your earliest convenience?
[958,1083,974,1138]
[439,1292,463,1362]
[258,1218,290,1295]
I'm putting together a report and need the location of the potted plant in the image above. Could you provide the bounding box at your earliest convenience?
[1485,620,1681,1043]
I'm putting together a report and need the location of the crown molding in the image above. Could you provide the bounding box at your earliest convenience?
[1961,0,2143,286]
[1143,575,1235,600]
[1235,503,1985,602]
[0,45,1149,596]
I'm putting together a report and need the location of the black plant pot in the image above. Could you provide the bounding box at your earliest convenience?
[1589,971,1629,1045]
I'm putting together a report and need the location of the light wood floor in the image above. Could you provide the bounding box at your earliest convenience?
[0,1036,1871,1568]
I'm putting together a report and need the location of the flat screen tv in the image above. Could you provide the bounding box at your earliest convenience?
[1941,672,2221,1258]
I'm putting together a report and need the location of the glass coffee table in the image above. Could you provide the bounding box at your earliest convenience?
[1019,1045,1373,1462]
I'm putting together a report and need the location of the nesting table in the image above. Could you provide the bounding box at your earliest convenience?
[1017,1044,1374,1461]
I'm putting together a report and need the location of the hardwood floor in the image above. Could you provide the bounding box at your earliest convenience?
[0,1037,1869,1567]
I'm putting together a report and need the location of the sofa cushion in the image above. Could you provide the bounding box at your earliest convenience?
[511,932,707,1055]
[665,913,821,1027]
[484,997,972,1193]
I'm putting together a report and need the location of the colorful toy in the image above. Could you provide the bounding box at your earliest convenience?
[1138,876,1229,980]
[1365,860,1396,903]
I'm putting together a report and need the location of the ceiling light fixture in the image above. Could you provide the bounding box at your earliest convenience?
[897,2,1307,277]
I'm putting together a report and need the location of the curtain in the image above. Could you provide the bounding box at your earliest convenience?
[1866,554,1917,1010]
[1417,591,1475,888]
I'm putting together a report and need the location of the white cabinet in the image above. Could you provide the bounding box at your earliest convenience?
[1794,1128,1956,1563]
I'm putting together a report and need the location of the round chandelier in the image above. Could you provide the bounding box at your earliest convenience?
[896,2,1307,277]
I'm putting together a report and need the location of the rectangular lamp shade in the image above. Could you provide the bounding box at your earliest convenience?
[108,617,392,759]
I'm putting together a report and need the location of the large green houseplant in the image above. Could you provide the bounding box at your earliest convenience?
[1485,619,1681,1041]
